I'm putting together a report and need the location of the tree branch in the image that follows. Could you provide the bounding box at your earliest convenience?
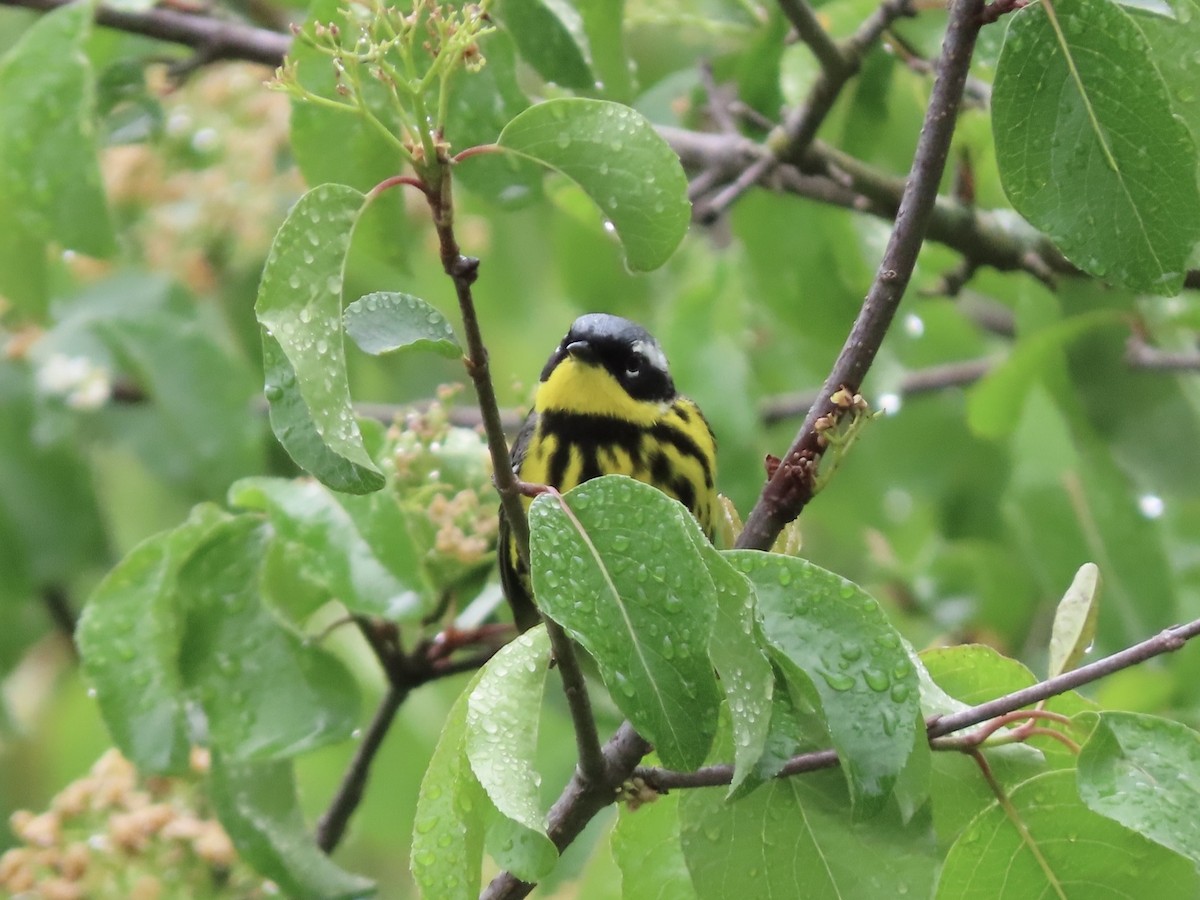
[316,684,407,853]
[481,722,651,900]
[635,616,1200,791]
[696,0,915,220]
[736,0,988,552]
[316,619,502,854]
[4,0,290,65]
[778,0,850,77]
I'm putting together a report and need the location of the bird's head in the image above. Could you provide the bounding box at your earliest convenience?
[534,314,676,421]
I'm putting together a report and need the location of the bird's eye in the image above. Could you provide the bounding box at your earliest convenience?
[625,355,643,378]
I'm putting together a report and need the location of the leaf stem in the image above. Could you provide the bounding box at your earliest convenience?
[971,750,1068,900]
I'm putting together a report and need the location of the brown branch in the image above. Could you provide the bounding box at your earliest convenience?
[424,162,609,848]
[696,0,915,220]
[736,0,988,552]
[316,619,502,854]
[665,125,1076,284]
[4,0,290,65]
[316,684,407,853]
[778,0,851,77]
[635,617,1200,791]
[481,723,651,900]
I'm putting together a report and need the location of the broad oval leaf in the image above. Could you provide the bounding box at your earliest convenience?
[210,755,374,900]
[703,549,774,797]
[466,626,557,882]
[344,292,461,358]
[1078,711,1200,865]
[993,0,1200,294]
[176,518,360,760]
[936,770,1200,898]
[77,504,229,775]
[680,772,937,900]
[230,476,429,621]
[497,99,690,272]
[611,793,697,900]
[495,0,593,89]
[412,671,489,900]
[256,184,384,493]
[726,550,922,817]
[0,0,116,262]
[529,476,721,772]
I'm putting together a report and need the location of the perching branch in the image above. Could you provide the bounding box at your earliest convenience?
[634,616,1200,791]
[423,164,608,813]
[736,0,989,553]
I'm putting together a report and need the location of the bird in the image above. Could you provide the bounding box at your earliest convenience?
[498,313,718,631]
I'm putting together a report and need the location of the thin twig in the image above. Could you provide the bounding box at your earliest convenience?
[736,0,988,552]
[635,616,1200,791]
[543,619,607,784]
[316,685,407,853]
[777,0,849,77]
[695,0,915,220]
[5,0,290,65]
[424,161,610,856]
[315,619,500,854]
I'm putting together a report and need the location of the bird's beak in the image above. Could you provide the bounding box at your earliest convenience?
[565,340,599,364]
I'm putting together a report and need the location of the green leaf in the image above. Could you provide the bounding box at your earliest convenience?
[496,0,593,89]
[922,644,1092,845]
[680,773,937,899]
[935,770,1200,898]
[466,626,557,883]
[1078,711,1200,865]
[0,0,116,286]
[993,0,1200,294]
[412,671,489,900]
[497,99,690,272]
[577,0,634,102]
[210,754,375,900]
[612,791,697,900]
[529,476,722,772]
[343,292,461,358]
[1047,562,1101,678]
[256,184,384,494]
[726,550,922,817]
[966,310,1122,440]
[1122,0,1200,149]
[229,476,428,621]
[703,548,774,797]
[77,505,228,774]
[177,517,360,760]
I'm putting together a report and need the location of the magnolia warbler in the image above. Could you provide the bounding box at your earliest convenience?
[499,313,718,630]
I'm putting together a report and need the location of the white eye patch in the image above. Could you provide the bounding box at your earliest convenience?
[630,339,669,376]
